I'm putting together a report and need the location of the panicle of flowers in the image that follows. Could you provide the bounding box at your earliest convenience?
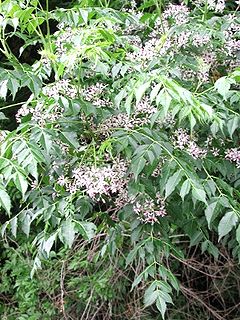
[195,0,225,12]
[202,52,217,66]
[34,102,63,125]
[135,97,157,115]
[211,147,220,157]
[225,39,240,57]
[114,188,134,211]
[43,79,77,99]
[225,148,240,168]
[187,141,208,159]
[151,18,169,38]
[123,1,143,31]
[82,83,112,108]
[133,192,167,224]
[175,31,192,48]
[163,4,190,26]
[16,100,64,125]
[161,113,176,128]
[126,38,161,64]
[57,175,69,187]
[173,128,190,150]
[98,98,157,138]
[215,0,225,12]
[98,113,134,138]
[65,159,128,200]
[16,103,30,123]
[173,129,207,159]
[192,34,211,47]
[55,26,77,57]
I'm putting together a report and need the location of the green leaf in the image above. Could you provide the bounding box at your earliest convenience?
[192,187,207,204]
[75,221,96,240]
[150,83,162,102]
[21,213,31,237]
[60,131,79,149]
[214,77,234,100]
[156,296,167,320]
[144,285,158,307]
[227,116,239,138]
[42,233,57,257]
[131,273,143,290]
[180,179,191,200]
[13,172,28,197]
[10,216,17,237]
[135,81,151,105]
[0,187,11,214]
[205,201,218,229]
[0,112,8,120]
[236,224,240,245]
[61,220,76,248]
[131,157,146,180]
[165,170,183,198]
[0,80,8,100]
[218,211,238,241]
[80,9,88,24]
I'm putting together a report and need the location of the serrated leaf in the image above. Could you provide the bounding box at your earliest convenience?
[205,201,218,229]
[0,188,11,214]
[144,285,158,306]
[227,116,239,138]
[43,233,57,257]
[214,77,234,100]
[75,221,96,240]
[192,187,207,204]
[218,211,238,241]
[156,296,167,320]
[165,170,183,198]
[150,83,162,102]
[0,112,8,120]
[131,273,143,290]
[80,9,88,24]
[236,224,240,245]
[61,220,76,248]
[10,216,17,237]
[0,80,8,100]
[135,81,151,105]
[180,179,191,200]
[13,172,28,197]
[60,131,79,149]
[21,213,31,237]
[131,157,146,180]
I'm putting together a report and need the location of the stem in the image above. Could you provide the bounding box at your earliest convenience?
[155,0,165,33]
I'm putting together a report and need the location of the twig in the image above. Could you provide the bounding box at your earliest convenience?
[180,285,225,320]
[60,260,68,320]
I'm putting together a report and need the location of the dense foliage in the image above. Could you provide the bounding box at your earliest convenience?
[0,0,240,319]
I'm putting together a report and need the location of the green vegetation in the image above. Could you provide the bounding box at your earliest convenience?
[0,0,240,319]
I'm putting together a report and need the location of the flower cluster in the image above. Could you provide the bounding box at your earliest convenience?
[173,129,207,159]
[196,0,226,13]
[163,4,190,25]
[133,193,167,224]
[82,83,112,108]
[43,79,77,99]
[55,26,77,57]
[192,34,211,47]
[98,98,158,137]
[16,101,64,125]
[16,80,77,124]
[225,148,240,168]
[57,159,128,200]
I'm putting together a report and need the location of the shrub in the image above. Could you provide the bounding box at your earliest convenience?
[0,0,240,318]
